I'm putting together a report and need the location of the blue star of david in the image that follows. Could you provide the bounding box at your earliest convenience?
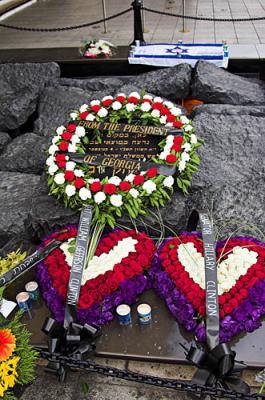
[166,46,188,55]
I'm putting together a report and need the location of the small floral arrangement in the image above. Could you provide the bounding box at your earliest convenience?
[36,225,156,326]
[0,313,38,399]
[46,92,202,226]
[150,233,265,343]
[79,39,114,58]
[0,251,27,278]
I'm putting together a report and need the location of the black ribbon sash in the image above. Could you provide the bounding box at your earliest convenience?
[182,210,250,397]
[0,239,62,288]
[42,206,101,381]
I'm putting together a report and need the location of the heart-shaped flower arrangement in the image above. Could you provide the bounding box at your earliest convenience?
[36,225,156,326]
[150,232,265,343]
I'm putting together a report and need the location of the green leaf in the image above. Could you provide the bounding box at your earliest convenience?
[82,382,89,395]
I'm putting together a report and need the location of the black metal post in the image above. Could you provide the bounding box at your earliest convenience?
[131,0,145,45]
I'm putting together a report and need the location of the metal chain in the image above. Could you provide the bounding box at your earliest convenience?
[143,6,265,22]
[37,349,265,400]
[0,8,132,31]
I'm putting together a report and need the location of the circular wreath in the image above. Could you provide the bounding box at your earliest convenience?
[46,92,202,226]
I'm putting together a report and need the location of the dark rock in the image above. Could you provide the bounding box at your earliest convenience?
[0,63,60,131]
[0,171,40,248]
[60,76,132,92]
[0,131,11,153]
[133,63,192,101]
[34,86,110,137]
[26,174,79,241]
[0,132,48,174]
[191,61,265,105]
[191,104,265,118]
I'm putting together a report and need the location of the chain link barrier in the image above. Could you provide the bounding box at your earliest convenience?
[0,8,132,31]
[143,6,265,22]
[37,348,265,400]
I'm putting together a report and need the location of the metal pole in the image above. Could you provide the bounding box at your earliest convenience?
[131,0,145,45]
[102,0,107,33]
[182,0,185,32]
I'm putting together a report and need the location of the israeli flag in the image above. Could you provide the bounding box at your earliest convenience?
[128,43,228,68]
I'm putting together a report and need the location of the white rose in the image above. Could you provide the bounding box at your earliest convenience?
[182,152,190,162]
[151,109,160,118]
[182,143,191,152]
[153,96,163,103]
[164,144,172,152]
[70,112,78,120]
[48,164,58,175]
[141,102,151,112]
[108,176,121,185]
[191,134,197,144]
[88,178,99,183]
[52,136,60,144]
[159,151,169,160]
[97,107,108,118]
[166,135,174,145]
[71,135,81,144]
[68,143,77,153]
[86,113,95,121]
[102,95,113,101]
[56,126,65,135]
[94,191,106,204]
[112,101,122,111]
[180,116,190,124]
[163,101,173,109]
[160,115,167,124]
[126,103,136,112]
[143,94,153,101]
[110,194,123,207]
[75,126,86,137]
[79,104,88,112]
[66,161,76,171]
[49,144,59,155]
[90,100,100,106]
[129,92,140,99]
[171,107,182,116]
[46,156,55,166]
[178,159,186,172]
[165,122,173,127]
[54,173,65,185]
[79,187,92,200]
[65,156,69,161]
[116,92,125,98]
[163,176,174,188]
[185,124,193,132]
[74,169,84,177]
[125,173,135,182]
[129,188,139,198]
[143,180,156,194]
[65,185,76,197]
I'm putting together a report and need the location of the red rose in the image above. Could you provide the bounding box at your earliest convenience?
[78,293,94,309]
[173,120,183,128]
[57,161,66,169]
[166,154,177,163]
[160,107,170,116]
[56,154,66,162]
[142,98,152,103]
[171,143,181,152]
[74,178,85,189]
[62,131,73,141]
[67,124,76,133]
[174,136,183,145]
[127,96,139,104]
[119,181,131,191]
[65,171,75,181]
[146,167,158,178]
[133,175,145,185]
[116,95,125,102]
[90,181,101,192]
[167,114,176,123]
[223,304,232,314]
[218,295,226,305]
[102,99,113,107]
[59,142,69,151]
[91,105,101,113]
[103,183,117,195]
[79,111,89,120]
[152,102,163,110]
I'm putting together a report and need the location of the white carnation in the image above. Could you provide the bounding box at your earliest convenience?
[180,116,190,124]
[159,115,167,124]
[163,176,174,188]
[125,173,135,182]
[71,135,81,144]
[165,122,173,127]
[163,101,174,109]
[68,143,77,153]
[48,164,58,176]
[178,159,186,172]
[112,101,122,111]
[182,152,190,162]
[140,102,151,112]
[110,194,123,207]
[90,100,100,106]
[54,173,65,185]
[52,135,60,145]
[184,124,193,132]
[143,94,153,101]
[108,176,121,185]
[74,169,84,177]
[102,95,113,101]
[79,187,92,200]
[98,107,108,118]
[46,156,55,166]
[129,92,140,99]
[171,107,182,116]
[94,191,106,204]
[66,161,76,171]
[143,180,156,194]
[79,104,88,112]
[56,126,65,135]
[75,126,86,137]
[129,188,139,198]
[70,112,78,120]
[126,103,136,112]
[48,145,59,155]
[151,109,160,118]
[86,113,95,121]
[190,134,197,144]
[182,143,191,152]
[65,185,76,197]
[116,92,125,98]
[159,151,169,160]
[166,135,174,145]
[153,96,163,103]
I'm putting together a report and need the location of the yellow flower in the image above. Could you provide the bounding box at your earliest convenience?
[0,356,20,395]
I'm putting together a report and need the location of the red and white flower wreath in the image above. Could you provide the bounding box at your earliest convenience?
[46,92,202,226]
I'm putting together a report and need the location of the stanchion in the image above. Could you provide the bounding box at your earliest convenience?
[131,0,145,45]
[179,0,189,32]
[101,0,108,33]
